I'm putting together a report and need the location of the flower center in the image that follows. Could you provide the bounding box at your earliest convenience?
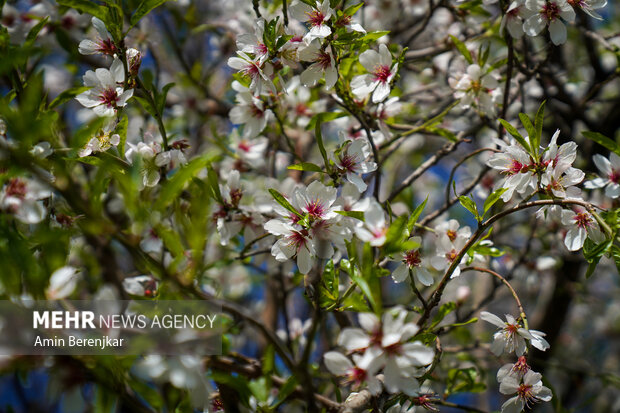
[256,43,268,56]
[307,10,326,27]
[508,159,524,175]
[99,88,119,108]
[316,51,332,69]
[249,104,265,118]
[287,230,309,250]
[96,38,117,56]
[507,6,521,16]
[505,323,519,334]
[517,384,540,407]
[609,170,620,184]
[446,230,457,242]
[384,342,403,355]
[373,65,392,83]
[238,141,252,152]
[339,154,360,172]
[513,356,530,375]
[573,212,593,229]
[541,2,561,21]
[347,367,367,385]
[445,249,458,262]
[296,103,310,116]
[305,199,326,218]
[405,249,422,268]
[5,178,27,199]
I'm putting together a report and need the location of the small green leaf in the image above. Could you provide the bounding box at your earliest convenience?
[49,86,90,110]
[56,0,106,20]
[315,120,331,173]
[459,195,479,220]
[534,100,546,151]
[207,166,224,204]
[361,31,390,42]
[482,188,507,216]
[431,302,457,329]
[156,156,213,210]
[582,131,620,156]
[306,111,346,131]
[157,82,175,113]
[24,17,49,48]
[114,114,128,158]
[287,162,323,173]
[407,196,428,234]
[343,2,364,17]
[518,113,536,153]
[449,35,473,64]
[130,0,169,28]
[335,210,364,220]
[269,188,303,218]
[499,118,530,153]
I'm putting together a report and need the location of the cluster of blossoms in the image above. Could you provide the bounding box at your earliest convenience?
[488,130,606,251]
[502,0,606,45]
[324,308,435,397]
[481,312,552,412]
[450,63,503,117]
[74,18,189,188]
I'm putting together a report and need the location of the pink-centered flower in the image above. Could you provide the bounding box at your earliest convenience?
[561,208,605,251]
[499,370,552,413]
[390,236,433,286]
[289,0,334,40]
[524,0,575,45]
[480,311,550,356]
[351,44,398,103]
[334,139,377,193]
[78,17,117,56]
[75,58,133,117]
[298,41,338,89]
[584,153,620,198]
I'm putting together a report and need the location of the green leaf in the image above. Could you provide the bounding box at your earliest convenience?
[341,259,378,313]
[449,35,473,64]
[248,377,269,403]
[361,31,390,42]
[56,0,107,20]
[314,120,331,173]
[114,114,128,158]
[155,156,213,210]
[319,260,339,309]
[24,17,49,48]
[272,376,298,408]
[262,345,275,375]
[427,126,458,142]
[335,210,364,220]
[446,317,478,328]
[518,113,536,153]
[305,111,346,131]
[48,86,90,110]
[207,166,224,204]
[157,82,175,113]
[132,95,158,119]
[582,131,620,156]
[407,196,428,235]
[534,101,545,152]
[499,118,530,153]
[269,188,303,218]
[287,162,323,173]
[431,301,457,329]
[482,188,507,216]
[343,2,364,16]
[459,195,479,220]
[130,0,169,27]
